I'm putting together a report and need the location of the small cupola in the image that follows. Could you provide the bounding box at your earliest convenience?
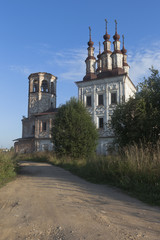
[111,20,123,71]
[96,42,102,74]
[101,19,112,72]
[83,27,97,81]
[121,35,130,75]
[113,20,120,42]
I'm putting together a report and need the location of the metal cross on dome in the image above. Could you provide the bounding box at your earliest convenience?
[122,34,124,47]
[89,26,91,40]
[105,19,108,33]
[99,42,101,54]
[115,19,117,33]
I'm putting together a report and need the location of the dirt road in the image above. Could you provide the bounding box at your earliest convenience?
[0,162,160,240]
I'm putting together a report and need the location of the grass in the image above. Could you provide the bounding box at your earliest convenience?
[16,142,160,206]
[0,151,19,187]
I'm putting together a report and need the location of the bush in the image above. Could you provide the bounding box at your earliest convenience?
[52,98,98,158]
[111,67,160,148]
[0,152,18,186]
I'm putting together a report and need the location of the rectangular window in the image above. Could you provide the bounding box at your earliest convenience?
[42,122,47,131]
[111,92,117,104]
[32,125,35,134]
[86,96,91,107]
[98,94,104,105]
[99,118,104,129]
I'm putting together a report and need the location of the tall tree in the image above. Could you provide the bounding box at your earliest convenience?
[111,67,160,147]
[52,98,98,158]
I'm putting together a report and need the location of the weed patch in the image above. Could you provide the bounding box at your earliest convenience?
[0,152,18,187]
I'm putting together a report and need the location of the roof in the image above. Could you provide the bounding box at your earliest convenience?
[28,72,57,80]
[34,107,58,116]
[13,137,34,142]
[75,70,136,90]
[75,71,127,84]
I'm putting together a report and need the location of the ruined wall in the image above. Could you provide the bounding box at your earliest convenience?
[14,139,35,153]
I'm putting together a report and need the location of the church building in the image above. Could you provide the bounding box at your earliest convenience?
[14,20,136,155]
[75,20,136,154]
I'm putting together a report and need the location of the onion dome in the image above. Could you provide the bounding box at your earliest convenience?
[113,20,120,41]
[88,26,94,47]
[121,46,127,54]
[103,32,110,40]
[88,39,94,47]
[97,42,101,58]
[113,32,120,41]
[103,19,110,40]
[121,34,127,54]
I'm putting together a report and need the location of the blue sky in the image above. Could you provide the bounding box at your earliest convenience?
[1,0,160,148]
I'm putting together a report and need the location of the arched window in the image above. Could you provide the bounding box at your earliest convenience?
[33,80,38,92]
[41,80,49,92]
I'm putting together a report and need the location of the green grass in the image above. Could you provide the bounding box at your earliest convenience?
[16,142,160,206]
[0,152,19,187]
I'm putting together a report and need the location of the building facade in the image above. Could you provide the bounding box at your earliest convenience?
[76,21,136,154]
[14,72,57,153]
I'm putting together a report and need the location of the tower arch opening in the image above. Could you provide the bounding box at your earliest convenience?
[33,80,38,92]
[41,80,49,92]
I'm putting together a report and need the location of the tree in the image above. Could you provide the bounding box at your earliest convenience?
[111,67,160,148]
[52,98,98,158]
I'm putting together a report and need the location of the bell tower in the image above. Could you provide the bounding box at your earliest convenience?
[28,72,57,117]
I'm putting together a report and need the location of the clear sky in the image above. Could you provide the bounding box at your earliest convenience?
[1,0,160,148]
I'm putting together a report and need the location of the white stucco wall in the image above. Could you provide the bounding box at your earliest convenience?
[76,74,136,155]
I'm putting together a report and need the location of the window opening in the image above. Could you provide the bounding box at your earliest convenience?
[33,80,38,92]
[41,80,49,92]
[42,122,47,131]
[98,94,104,105]
[86,96,91,107]
[99,118,104,128]
[111,92,117,104]
[32,125,35,134]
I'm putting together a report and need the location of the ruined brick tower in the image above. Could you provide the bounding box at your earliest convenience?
[14,72,58,153]
[28,72,57,117]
